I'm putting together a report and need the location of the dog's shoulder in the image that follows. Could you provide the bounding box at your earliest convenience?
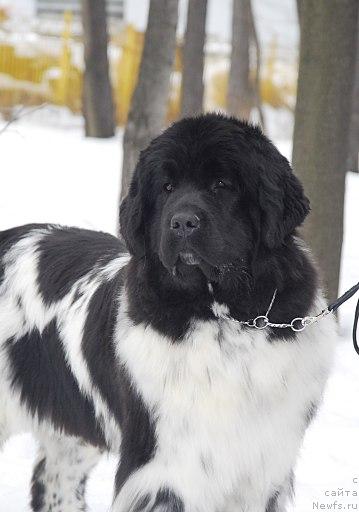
[36,225,127,304]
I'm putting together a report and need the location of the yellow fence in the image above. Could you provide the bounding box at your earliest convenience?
[0,12,294,125]
[115,24,144,124]
[0,11,83,114]
[0,14,182,124]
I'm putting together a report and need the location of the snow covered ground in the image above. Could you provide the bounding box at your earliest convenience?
[0,112,359,511]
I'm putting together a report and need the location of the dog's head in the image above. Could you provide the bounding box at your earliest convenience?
[120,114,309,285]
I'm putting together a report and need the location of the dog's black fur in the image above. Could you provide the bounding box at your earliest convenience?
[120,113,316,341]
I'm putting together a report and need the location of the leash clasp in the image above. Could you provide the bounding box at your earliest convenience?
[291,309,332,332]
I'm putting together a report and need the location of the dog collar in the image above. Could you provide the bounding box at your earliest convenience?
[213,282,359,355]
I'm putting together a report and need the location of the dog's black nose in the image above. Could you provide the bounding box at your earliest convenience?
[170,212,200,237]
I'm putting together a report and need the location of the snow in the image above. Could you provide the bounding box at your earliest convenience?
[0,108,121,235]
[0,112,359,511]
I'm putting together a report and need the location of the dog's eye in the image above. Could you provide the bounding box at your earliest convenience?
[213,179,232,191]
[164,183,174,193]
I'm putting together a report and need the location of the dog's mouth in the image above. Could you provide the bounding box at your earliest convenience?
[179,251,201,266]
[170,250,249,286]
[170,250,222,283]
[160,239,242,283]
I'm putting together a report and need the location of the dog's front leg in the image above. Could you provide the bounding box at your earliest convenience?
[30,433,101,512]
[112,457,185,512]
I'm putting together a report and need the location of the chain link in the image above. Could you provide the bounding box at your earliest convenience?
[215,307,332,332]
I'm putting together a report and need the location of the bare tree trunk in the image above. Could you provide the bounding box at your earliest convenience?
[81,0,115,138]
[248,1,264,130]
[121,0,179,200]
[296,0,303,30]
[227,0,253,120]
[347,13,359,173]
[180,0,207,117]
[292,0,358,302]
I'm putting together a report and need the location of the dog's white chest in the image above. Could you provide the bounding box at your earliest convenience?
[118,314,334,510]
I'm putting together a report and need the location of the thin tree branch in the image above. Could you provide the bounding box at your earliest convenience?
[0,103,48,135]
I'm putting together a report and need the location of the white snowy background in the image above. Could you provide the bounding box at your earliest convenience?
[0,107,358,512]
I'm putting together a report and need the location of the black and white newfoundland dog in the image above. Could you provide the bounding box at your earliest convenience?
[0,114,336,512]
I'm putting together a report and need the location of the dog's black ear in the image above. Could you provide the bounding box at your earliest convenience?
[258,153,310,248]
[119,167,145,257]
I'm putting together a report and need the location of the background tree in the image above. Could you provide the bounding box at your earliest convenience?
[227,0,263,126]
[296,0,303,30]
[347,13,359,173]
[227,0,252,120]
[292,0,358,302]
[248,1,264,128]
[121,0,179,200]
[180,0,207,117]
[81,0,115,138]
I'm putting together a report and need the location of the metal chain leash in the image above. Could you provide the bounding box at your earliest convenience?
[215,289,333,332]
[214,282,359,340]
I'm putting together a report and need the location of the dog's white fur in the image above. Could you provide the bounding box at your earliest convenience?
[113,293,335,512]
[0,231,336,512]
